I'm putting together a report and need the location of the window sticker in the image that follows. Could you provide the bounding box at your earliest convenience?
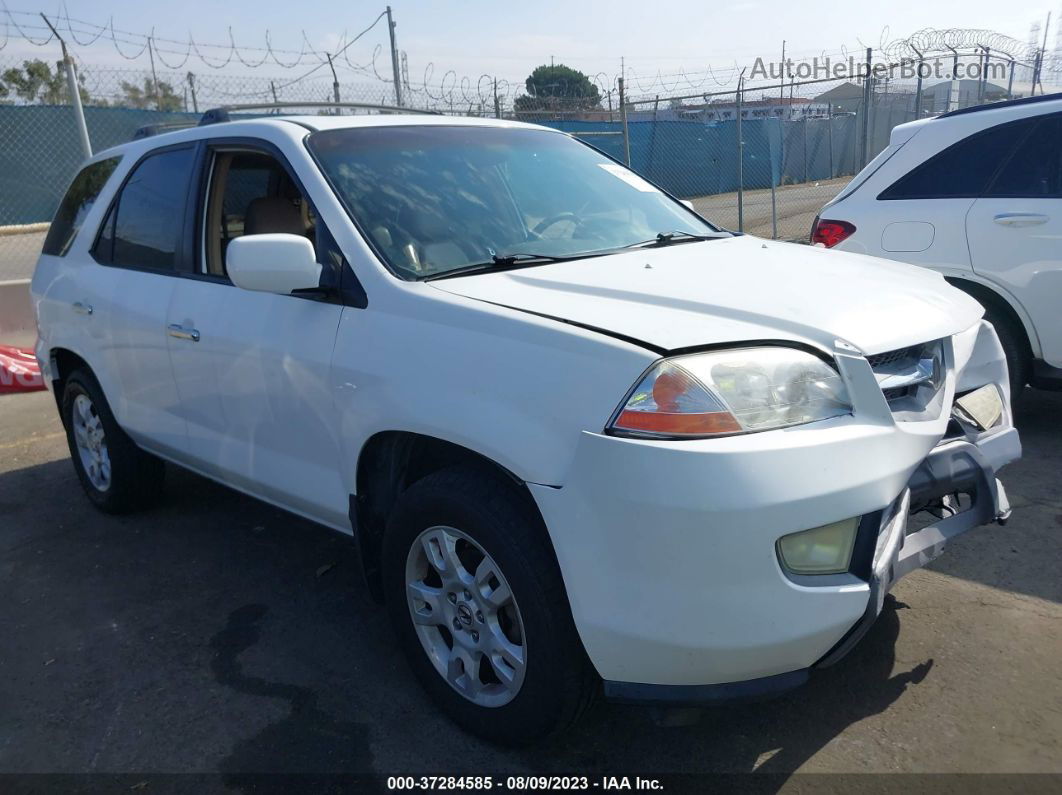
[598,163,659,192]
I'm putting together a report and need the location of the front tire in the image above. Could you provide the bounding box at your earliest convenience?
[382,466,596,745]
[61,368,165,513]
[982,306,1029,403]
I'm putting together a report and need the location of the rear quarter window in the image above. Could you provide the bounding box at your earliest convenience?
[878,117,1037,200]
[93,146,196,271]
[41,157,121,256]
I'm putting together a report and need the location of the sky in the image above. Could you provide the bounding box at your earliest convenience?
[2,0,1057,98]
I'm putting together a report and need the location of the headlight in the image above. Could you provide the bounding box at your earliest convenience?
[607,347,851,439]
[777,517,859,575]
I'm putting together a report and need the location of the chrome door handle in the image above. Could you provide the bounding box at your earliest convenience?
[167,323,200,342]
[72,301,93,315]
[993,213,1049,227]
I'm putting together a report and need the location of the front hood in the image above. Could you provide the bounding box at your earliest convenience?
[429,235,982,355]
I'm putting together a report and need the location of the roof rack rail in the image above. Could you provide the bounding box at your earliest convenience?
[199,102,439,126]
[132,121,199,140]
[937,91,1062,119]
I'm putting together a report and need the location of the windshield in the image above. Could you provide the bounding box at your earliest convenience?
[307,125,722,279]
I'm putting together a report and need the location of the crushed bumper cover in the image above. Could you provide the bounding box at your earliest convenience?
[603,425,1020,704]
[814,426,1018,668]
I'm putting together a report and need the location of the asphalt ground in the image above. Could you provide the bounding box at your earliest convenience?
[0,387,1059,793]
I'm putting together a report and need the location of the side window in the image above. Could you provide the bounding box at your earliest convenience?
[203,150,314,277]
[42,157,120,256]
[93,147,195,270]
[985,115,1062,198]
[878,118,1037,200]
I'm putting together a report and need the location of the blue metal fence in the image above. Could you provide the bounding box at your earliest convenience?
[540,116,860,199]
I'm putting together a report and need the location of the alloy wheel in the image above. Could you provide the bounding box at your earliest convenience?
[405,525,527,707]
[72,393,111,492]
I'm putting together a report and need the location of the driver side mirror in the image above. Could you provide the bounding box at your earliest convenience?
[227,234,322,295]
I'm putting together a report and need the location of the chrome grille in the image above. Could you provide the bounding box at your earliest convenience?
[866,345,921,370]
[867,340,946,416]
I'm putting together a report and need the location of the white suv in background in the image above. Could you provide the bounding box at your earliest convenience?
[33,111,1019,744]
[812,93,1062,397]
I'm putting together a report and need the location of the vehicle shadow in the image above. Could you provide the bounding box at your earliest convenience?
[531,597,933,780]
[0,450,935,780]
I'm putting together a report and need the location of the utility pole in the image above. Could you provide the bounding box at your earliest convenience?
[780,40,786,105]
[1035,13,1052,95]
[977,45,989,104]
[860,47,872,167]
[736,68,745,233]
[493,77,500,118]
[911,45,924,119]
[618,77,631,167]
[945,44,959,110]
[386,6,403,106]
[326,54,340,110]
[187,72,198,113]
[40,13,91,159]
[147,37,161,110]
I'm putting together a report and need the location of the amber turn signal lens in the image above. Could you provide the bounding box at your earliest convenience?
[615,409,742,435]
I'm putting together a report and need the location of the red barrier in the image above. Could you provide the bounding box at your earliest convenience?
[0,345,45,394]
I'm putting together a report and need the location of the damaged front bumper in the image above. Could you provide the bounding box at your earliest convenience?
[600,423,1020,705]
[816,424,1019,668]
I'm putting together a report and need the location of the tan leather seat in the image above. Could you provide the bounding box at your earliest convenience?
[243,196,305,236]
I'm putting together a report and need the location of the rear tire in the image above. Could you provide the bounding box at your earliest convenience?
[982,306,1029,404]
[61,368,165,514]
[382,465,596,745]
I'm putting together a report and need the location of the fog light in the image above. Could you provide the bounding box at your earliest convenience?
[777,518,859,575]
[954,384,1003,431]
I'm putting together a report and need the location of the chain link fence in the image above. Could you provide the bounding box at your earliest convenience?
[0,44,1048,280]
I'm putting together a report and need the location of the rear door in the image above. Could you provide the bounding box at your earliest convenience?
[32,156,121,394]
[866,117,1038,269]
[90,145,197,456]
[966,113,1062,367]
[164,140,350,528]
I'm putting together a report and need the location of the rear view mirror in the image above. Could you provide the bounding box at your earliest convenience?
[226,234,322,295]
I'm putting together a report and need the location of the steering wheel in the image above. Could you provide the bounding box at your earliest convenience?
[532,213,580,237]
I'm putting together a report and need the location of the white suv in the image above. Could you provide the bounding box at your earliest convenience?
[812,93,1062,397]
[32,111,1019,744]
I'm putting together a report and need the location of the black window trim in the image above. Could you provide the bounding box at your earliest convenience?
[43,155,124,258]
[876,115,1043,202]
[90,141,201,275]
[193,135,367,308]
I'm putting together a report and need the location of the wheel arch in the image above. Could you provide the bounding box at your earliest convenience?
[944,277,1037,360]
[48,347,94,419]
[351,430,553,602]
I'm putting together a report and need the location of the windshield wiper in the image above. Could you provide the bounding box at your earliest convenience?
[623,230,721,249]
[420,252,589,282]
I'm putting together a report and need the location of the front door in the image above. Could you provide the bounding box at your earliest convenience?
[165,143,348,528]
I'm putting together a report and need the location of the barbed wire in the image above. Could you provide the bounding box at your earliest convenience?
[0,3,389,71]
[1,7,1058,111]
[882,27,1042,63]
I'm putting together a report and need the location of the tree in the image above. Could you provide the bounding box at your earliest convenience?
[0,58,89,105]
[514,64,601,113]
[118,78,183,111]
